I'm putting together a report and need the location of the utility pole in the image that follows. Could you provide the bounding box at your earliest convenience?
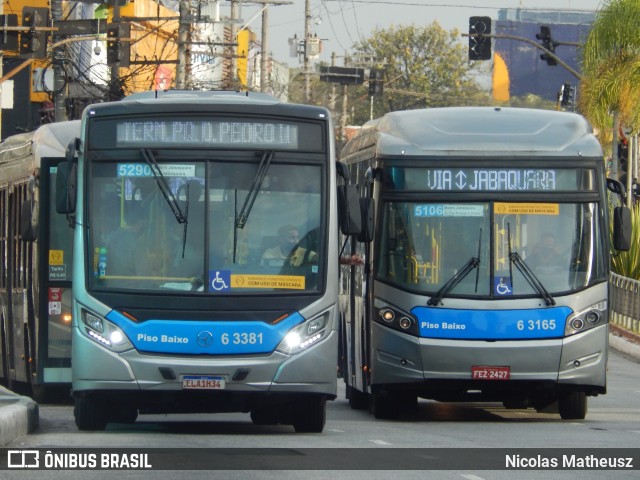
[228,0,239,89]
[340,55,349,142]
[328,51,337,111]
[176,0,190,88]
[250,1,292,92]
[109,3,122,98]
[51,0,66,121]
[304,0,311,102]
[260,4,268,92]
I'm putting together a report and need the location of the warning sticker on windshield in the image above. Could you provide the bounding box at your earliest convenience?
[231,274,305,290]
[495,203,559,215]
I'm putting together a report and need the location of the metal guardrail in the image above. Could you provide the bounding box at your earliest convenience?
[610,273,640,334]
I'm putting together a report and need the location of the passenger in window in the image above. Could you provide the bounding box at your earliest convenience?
[528,232,562,268]
[105,206,149,276]
[262,224,362,268]
[262,225,306,267]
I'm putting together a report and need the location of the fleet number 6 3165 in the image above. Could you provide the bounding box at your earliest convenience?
[517,319,556,331]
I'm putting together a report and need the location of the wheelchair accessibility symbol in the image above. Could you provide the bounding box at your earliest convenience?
[209,270,231,291]
[494,277,512,296]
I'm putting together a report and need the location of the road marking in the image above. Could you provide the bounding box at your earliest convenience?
[326,429,345,433]
[461,475,486,480]
[369,439,392,446]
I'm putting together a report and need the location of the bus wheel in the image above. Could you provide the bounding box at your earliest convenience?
[559,391,587,420]
[74,394,108,431]
[250,406,279,425]
[30,383,50,404]
[292,397,326,433]
[110,407,138,424]
[347,385,369,410]
[371,394,400,420]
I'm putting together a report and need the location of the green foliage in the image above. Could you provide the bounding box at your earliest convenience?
[348,23,488,124]
[500,94,557,110]
[287,67,336,107]
[579,0,640,136]
[611,203,640,280]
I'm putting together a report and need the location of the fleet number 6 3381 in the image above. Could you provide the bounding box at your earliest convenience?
[220,332,264,345]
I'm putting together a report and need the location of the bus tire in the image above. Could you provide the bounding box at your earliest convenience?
[250,407,279,425]
[30,383,50,404]
[559,391,587,420]
[110,407,138,424]
[292,397,326,433]
[0,313,9,385]
[74,395,108,431]
[347,385,369,410]
[371,394,400,420]
[399,393,418,414]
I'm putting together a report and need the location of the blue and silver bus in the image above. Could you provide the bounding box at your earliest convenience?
[56,91,351,432]
[0,121,80,401]
[338,107,631,420]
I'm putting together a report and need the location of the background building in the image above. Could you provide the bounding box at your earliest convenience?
[1,0,290,140]
[493,8,595,102]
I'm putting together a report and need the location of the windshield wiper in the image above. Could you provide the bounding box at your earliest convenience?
[235,151,274,229]
[233,151,274,263]
[141,149,188,225]
[427,228,482,306]
[507,224,555,306]
[141,148,190,257]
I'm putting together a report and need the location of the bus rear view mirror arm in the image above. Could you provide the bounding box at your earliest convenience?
[55,161,77,218]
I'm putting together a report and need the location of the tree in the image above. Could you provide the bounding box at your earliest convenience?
[287,67,336,107]
[349,22,488,123]
[579,0,640,139]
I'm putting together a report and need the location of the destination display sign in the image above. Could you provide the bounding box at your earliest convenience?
[116,120,299,148]
[387,168,593,192]
[88,116,325,151]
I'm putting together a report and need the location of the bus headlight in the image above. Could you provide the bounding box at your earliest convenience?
[276,314,328,355]
[565,301,607,337]
[373,299,418,336]
[81,309,133,353]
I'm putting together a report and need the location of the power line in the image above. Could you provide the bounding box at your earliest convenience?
[323,1,597,11]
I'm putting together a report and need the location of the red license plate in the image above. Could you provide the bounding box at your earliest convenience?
[471,366,510,380]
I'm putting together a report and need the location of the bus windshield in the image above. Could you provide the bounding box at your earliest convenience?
[377,201,605,298]
[89,157,323,293]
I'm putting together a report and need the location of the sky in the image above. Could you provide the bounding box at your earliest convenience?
[228,0,606,66]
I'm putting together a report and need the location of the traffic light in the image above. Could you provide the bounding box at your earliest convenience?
[559,82,574,108]
[536,26,558,66]
[468,16,492,61]
[20,7,49,59]
[618,140,629,185]
[106,23,130,67]
[368,68,384,96]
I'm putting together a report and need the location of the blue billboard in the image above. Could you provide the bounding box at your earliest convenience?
[494,10,594,102]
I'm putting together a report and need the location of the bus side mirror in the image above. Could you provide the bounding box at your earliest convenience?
[358,197,375,243]
[56,161,78,215]
[20,176,38,242]
[612,206,632,252]
[338,184,362,236]
[336,162,349,181]
[66,137,80,162]
[607,178,627,203]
